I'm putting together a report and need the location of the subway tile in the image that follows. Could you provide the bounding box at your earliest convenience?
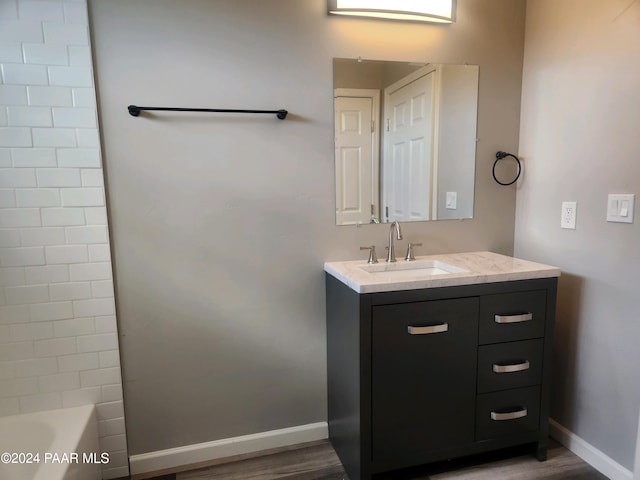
[32,127,77,147]
[101,383,122,403]
[0,85,28,105]
[16,189,61,207]
[48,65,92,87]
[0,109,7,127]
[22,43,68,65]
[4,284,49,305]
[96,315,118,334]
[0,341,34,361]
[27,86,73,107]
[96,400,124,421]
[0,208,41,227]
[62,386,102,407]
[18,1,64,22]
[81,169,103,187]
[0,229,21,247]
[0,397,20,416]
[98,349,120,367]
[41,207,85,226]
[53,107,96,128]
[0,43,22,63]
[50,281,91,300]
[14,357,57,377]
[72,88,95,107]
[63,2,88,25]
[10,322,53,342]
[43,22,88,45]
[0,267,25,287]
[88,244,111,262]
[77,333,118,354]
[34,337,76,357]
[68,46,91,66]
[0,1,18,21]
[104,451,128,471]
[24,264,68,284]
[45,244,88,264]
[75,129,99,148]
[84,207,108,226]
[98,416,126,436]
[73,298,114,318]
[66,225,107,244]
[36,167,82,187]
[0,360,15,379]
[1,63,48,85]
[69,263,111,281]
[91,280,114,299]
[7,106,53,127]
[0,304,29,324]
[19,392,62,413]
[38,371,80,393]
[101,465,130,480]
[58,352,99,372]
[57,147,100,167]
[61,187,104,206]
[0,246,45,267]
[99,434,127,453]
[54,317,94,337]
[0,20,43,43]
[0,376,38,397]
[20,226,66,245]
[0,149,10,167]
[29,300,73,322]
[0,127,32,147]
[0,168,36,187]
[80,367,121,387]
[11,147,57,167]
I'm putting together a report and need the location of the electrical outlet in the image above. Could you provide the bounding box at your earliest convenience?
[561,201,577,229]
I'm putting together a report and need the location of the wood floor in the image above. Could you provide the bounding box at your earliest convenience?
[142,438,609,480]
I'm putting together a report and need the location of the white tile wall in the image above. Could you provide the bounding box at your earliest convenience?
[0,1,128,478]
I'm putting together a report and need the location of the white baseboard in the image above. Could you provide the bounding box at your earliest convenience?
[550,418,634,480]
[129,421,328,476]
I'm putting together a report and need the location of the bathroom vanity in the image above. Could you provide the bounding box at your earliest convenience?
[324,251,560,479]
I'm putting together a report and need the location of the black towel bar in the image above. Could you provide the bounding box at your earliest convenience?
[127,105,288,120]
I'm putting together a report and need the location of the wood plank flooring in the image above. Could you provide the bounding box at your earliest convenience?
[143,438,609,480]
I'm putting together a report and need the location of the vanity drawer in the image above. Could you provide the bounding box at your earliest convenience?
[479,290,546,344]
[476,386,540,441]
[477,339,544,393]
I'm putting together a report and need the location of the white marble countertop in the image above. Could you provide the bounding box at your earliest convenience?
[324,251,560,293]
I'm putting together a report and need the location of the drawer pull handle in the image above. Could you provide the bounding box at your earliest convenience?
[493,360,530,373]
[494,313,533,324]
[491,408,528,421]
[407,323,448,335]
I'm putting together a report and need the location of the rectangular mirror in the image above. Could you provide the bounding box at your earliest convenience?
[333,58,479,225]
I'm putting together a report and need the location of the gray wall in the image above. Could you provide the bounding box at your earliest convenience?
[88,0,526,455]
[515,0,640,470]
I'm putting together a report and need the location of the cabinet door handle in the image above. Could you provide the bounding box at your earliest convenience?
[407,323,448,335]
[494,313,533,324]
[491,408,528,421]
[493,360,530,373]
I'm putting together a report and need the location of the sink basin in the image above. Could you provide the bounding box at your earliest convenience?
[358,260,468,279]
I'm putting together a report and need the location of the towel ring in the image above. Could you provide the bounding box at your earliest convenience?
[492,151,521,186]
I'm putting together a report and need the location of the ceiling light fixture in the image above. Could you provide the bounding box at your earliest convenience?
[328,0,456,23]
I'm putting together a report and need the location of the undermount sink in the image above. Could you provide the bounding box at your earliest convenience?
[358,260,468,279]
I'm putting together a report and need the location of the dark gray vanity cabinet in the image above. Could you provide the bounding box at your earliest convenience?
[326,275,557,480]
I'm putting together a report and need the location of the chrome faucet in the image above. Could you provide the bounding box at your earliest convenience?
[386,221,402,262]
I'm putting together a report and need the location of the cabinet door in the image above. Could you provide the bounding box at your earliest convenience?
[371,297,479,471]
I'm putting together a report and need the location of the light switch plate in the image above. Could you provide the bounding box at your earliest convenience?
[607,194,635,223]
[446,192,457,210]
[561,201,577,229]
